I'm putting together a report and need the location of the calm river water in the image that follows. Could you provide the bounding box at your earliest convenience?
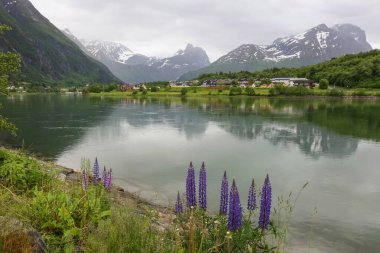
[1,94,380,252]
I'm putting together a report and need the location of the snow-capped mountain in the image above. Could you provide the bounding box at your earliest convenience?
[85,40,150,65]
[62,29,210,82]
[179,24,372,80]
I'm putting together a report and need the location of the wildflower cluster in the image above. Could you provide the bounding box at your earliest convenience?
[81,157,113,190]
[175,162,276,252]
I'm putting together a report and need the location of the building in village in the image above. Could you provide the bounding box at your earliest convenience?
[271,77,315,88]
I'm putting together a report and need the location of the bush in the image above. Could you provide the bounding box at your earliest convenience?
[319,79,329,90]
[29,186,110,251]
[86,84,103,93]
[142,90,148,95]
[150,87,160,92]
[245,87,255,96]
[181,88,188,96]
[229,86,242,96]
[132,90,138,95]
[104,84,118,92]
[0,150,52,191]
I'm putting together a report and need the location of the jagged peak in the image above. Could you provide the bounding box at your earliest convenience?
[313,24,329,30]
[185,43,194,50]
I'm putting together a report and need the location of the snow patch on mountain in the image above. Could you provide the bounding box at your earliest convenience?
[85,40,135,64]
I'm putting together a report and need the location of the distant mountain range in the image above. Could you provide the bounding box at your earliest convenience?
[0,0,119,86]
[62,29,210,83]
[179,24,372,80]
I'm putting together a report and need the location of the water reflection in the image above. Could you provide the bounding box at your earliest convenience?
[2,95,379,160]
[120,97,361,159]
[0,94,117,157]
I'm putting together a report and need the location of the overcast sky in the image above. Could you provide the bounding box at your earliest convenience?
[29,0,380,61]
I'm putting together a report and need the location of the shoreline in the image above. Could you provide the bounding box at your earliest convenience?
[86,90,380,99]
[0,146,170,213]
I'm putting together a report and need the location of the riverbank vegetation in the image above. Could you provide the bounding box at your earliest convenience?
[0,148,302,252]
[88,85,380,98]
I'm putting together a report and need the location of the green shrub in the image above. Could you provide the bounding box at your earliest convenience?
[103,84,118,92]
[0,150,52,191]
[319,79,329,89]
[132,90,138,95]
[142,90,148,95]
[29,186,110,251]
[245,87,255,96]
[86,84,103,93]
[229,86,242,96]
[181,88,188,96]
[150,86,160,92]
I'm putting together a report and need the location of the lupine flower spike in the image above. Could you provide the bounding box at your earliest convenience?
[92,157,100,185]
[106,168,112,189]
[102,166,107,186]
[198,162,207,210]
[259,174,272,230]
[186,162,196,208]
[175,191,183,215]
[227,179,243,232]
[82,171,89,189]
[247,178,256,211]
[219,170,228,215]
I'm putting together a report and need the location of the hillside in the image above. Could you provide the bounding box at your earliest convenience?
[196,50,380,88]
[0,0,120,86]
[179,24,372,81]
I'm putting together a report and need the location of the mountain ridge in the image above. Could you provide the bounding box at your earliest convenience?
[62,29,211,83]
[179,23,372,80]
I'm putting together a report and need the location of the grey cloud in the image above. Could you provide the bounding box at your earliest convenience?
[29,0,380,61]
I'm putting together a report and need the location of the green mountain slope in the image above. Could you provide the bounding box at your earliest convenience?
[0,0,120,86]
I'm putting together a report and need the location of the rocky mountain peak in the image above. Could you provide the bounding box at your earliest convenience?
[185,43,194,50]
[85,40,135,64]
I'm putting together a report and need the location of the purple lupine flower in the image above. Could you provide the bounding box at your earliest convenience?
[106,168,112,189]
[259,174,272,229]
[102,166,107,186]
[175,191,183,215]
[186,162,196,208]
[219,171,228,215]
[247,178,256,211]
[82,171,89,189]
[92,157,100,185]
[198,162,207,210]
[227,179,243,232]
